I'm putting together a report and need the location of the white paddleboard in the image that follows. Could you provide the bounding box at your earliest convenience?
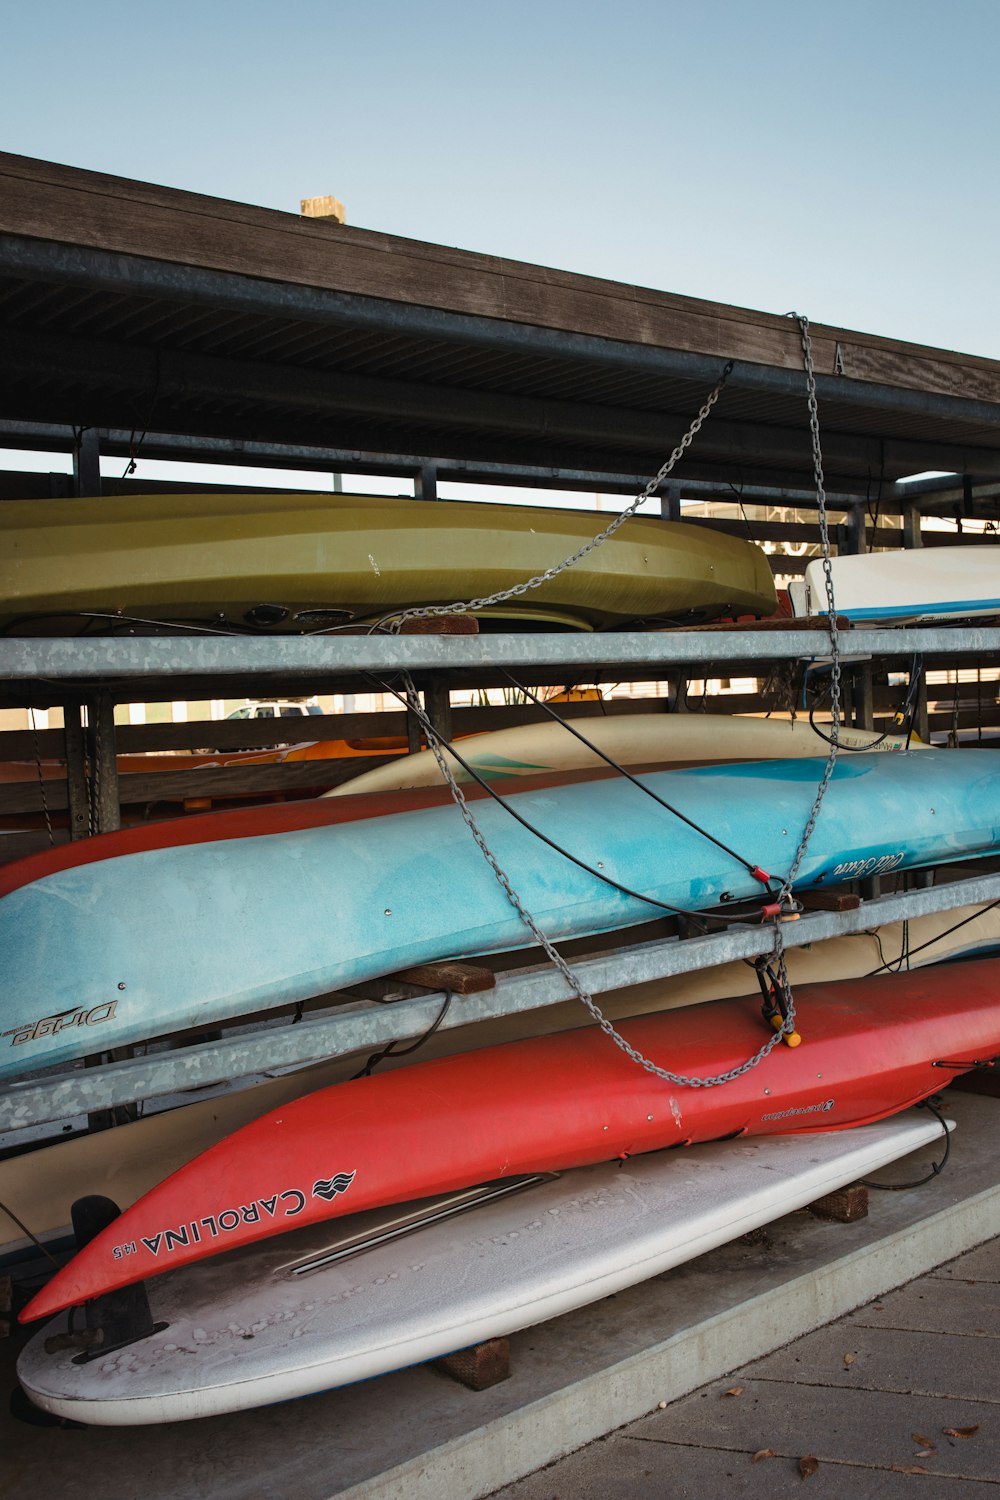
[18,1114,947,1425]
[328,711,921,796]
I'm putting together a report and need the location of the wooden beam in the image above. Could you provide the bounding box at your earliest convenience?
[4,152,1000,407]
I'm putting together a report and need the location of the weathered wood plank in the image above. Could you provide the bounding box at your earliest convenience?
[5,152,1000,404]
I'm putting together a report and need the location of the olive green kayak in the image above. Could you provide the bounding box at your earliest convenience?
[0,491,777,632]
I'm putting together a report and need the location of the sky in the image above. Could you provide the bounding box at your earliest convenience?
[3,0,999,495]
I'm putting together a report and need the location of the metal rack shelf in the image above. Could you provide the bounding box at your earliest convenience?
[3,624,999,698]
[3,868,998,1134]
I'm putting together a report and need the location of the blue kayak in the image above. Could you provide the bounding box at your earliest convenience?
[1,751,997,1081]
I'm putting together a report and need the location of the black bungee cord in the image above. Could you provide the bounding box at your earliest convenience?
[364,671,793,930]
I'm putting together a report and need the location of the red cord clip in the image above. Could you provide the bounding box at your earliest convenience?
[749,865,772,886]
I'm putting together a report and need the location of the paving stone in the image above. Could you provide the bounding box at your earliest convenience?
[493,1433,1000,1499]
[626,1379,1000,1482]
[931,1239,1000,1284]
[743,1324,1000,1400]
[851,1278,1000,1337]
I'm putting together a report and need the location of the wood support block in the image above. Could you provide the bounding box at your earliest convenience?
[433,1337,510,1391]
[393,961,496,994]
[797,890,863,912]
[399,614,479,635]
[808,1183,869,1223]
[669,614,852,634]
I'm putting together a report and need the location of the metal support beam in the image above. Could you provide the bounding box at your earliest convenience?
[902,504,923,548]
[85,691,120,833]
[72,426,101,497]
[854,664,875,730]
[423,680,453,740]
[63,703,90,840]
[2,627,997,689]
[3,870,997,1131]
[414,463,439,501]
[659,483,682,522]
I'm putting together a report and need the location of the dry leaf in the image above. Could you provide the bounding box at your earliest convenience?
[893,1465,929,1475]
[799,1455,819,1479]
[843,1352,855,1367]
[911,1433,935,1449]
[722,1385,744,1398]
[915,1451,935,1459]
[943,1425,979,1439]
[751,1449,775,1463]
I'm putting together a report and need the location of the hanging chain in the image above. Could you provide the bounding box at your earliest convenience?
[765,315,845,1007]
[89,702,101,836]
[380,361,734,632]
[28,708,55,848]
[401,673,793,1088]
[392,338,841,1088]
[777,316,842,897]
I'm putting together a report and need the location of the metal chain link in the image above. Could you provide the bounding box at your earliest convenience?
[766,315,844,1006]
[28,708,55,848]
[392,337,843,1088]
[401,673,793,1088]
[380,361,734,632]
[776,317,842,898]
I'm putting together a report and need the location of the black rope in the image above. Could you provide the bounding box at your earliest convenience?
[861,1099,951,1190]
[364,672,788,929]
[350,990,453,1079]
[807,655,922,752]
[866,900,1000,977]
[494,668,778,888]
[0,1196,62,1270]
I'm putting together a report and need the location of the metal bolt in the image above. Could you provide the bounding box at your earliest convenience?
[117,982,126,991]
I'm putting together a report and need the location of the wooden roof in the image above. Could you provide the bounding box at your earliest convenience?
[3,151,1000,494]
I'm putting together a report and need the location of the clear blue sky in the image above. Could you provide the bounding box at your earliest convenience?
[3,0,999,500]
[4,0,999,358]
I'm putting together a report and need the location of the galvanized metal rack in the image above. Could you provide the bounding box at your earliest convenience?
[2,150,1000,1148]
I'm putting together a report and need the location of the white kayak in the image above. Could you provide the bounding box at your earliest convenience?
[789,545,1000,625]
[17,1114,946,1425]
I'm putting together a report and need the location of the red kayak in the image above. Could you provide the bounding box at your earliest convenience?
[0,765,631,901]
[21,957,1000,1323]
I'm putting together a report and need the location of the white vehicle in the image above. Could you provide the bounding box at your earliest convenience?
[226,700,323,721]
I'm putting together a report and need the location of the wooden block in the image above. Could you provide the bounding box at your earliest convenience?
[300,193,346,224]
[393,961,496,995]
[399,614,479,636]
[808,1183,869,1223]
[797,890,863,912]
[668,614,852,634]
[433,1337,510,1391]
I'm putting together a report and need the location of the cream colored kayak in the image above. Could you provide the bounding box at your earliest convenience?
[0,491,777,633]
[790,544,1000,625]
[2,900,993,1260]
[329,711,926,796]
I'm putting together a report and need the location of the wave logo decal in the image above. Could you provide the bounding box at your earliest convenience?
[312,1170,357,1201]
[116,1170,359,1263]
[3,1000,119,1048]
